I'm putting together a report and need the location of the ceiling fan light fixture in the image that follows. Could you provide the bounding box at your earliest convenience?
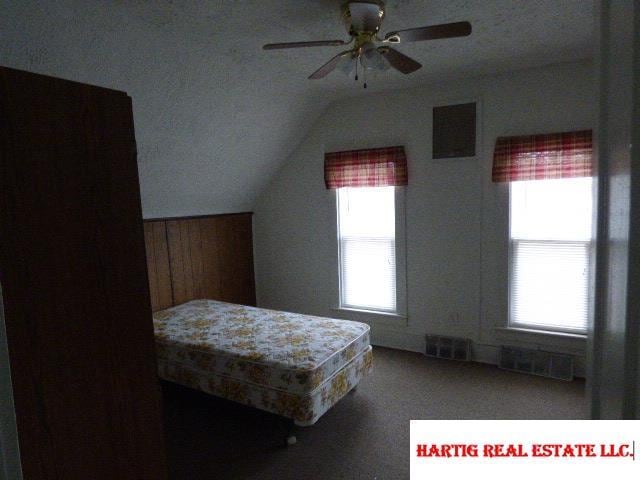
[361,44,389,71]
[338,55,357,76]
[263,1,471,82]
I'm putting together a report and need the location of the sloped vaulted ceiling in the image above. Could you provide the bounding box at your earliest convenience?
[2,1,592,218]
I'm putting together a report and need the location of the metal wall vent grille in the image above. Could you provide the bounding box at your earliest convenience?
[425,335,471,361]
[499,345,574,381]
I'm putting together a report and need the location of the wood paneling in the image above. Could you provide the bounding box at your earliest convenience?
[216,214,256,305]
[144,221,173,312]
[143,213,255,309]
[167,219,203,305]
[0,67,167,479]
[200,217,223,300]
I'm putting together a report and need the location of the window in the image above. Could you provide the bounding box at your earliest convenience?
[509,177,593,333]
[326,145,407,315]
[337,186,403,313]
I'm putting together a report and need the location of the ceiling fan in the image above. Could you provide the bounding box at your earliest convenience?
[263,1,471,86]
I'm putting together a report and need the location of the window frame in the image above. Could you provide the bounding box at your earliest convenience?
[507,179,593,335]
[334,186,407,318]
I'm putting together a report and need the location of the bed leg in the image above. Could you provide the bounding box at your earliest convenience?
[284,419,297,447]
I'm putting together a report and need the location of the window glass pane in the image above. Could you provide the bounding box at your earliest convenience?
[338,187,395,237]
[511,240,589,331]
[338,187,396,312]
[340,237,396,311]
[510,177,593,241]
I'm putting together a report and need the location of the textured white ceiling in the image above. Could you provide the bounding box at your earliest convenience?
[1,0,593,217]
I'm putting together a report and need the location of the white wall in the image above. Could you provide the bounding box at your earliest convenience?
[0,0,333,219]
[254,61,595,371]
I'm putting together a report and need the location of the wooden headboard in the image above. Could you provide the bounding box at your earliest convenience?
[143,212,256,312]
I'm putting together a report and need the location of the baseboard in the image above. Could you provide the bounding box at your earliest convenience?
[470,343,500,365]
[370,331,586,378]
[369,329,425,354]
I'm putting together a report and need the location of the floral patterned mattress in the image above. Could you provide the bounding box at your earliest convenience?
[153,299,371,396]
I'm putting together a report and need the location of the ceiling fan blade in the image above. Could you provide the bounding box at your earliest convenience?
[308,50,354,79]
[378,47,422,74]
[384,21,472,44]
[263,40,347,50]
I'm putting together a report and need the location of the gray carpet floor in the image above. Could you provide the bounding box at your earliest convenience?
[163,346,587,480]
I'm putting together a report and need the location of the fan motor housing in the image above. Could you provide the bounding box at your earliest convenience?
[342,1,386,38]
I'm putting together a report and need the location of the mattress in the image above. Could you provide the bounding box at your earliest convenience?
[153,299,372,425]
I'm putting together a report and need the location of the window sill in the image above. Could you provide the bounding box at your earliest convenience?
[332,307,407,325]
[495,326,587,340]
[494,326,587,356]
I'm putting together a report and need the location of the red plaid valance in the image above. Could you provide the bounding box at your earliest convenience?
[324,146,408,189]
[492,130,593,182]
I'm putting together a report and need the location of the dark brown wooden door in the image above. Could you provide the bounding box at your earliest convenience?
[0,67,167,479]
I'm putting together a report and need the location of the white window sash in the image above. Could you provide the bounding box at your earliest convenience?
[336,187,406,316]
[509,238,592,334]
